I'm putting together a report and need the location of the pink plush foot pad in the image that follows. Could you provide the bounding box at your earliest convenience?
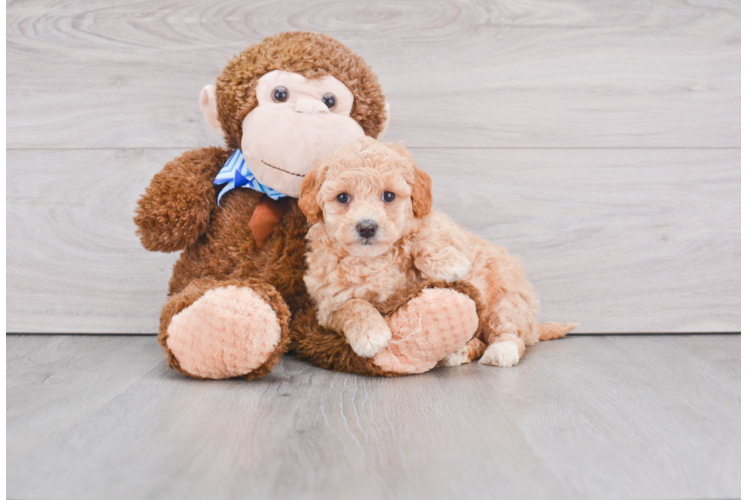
[166,286,282,379]
[372,288,479,374]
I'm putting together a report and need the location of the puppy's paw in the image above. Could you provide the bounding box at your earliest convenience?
[345,317,392,358]
[442,345,471,367]
[479,341,521,367]
[419,248,472,282]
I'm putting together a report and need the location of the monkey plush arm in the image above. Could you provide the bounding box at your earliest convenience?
[134,147,231,252]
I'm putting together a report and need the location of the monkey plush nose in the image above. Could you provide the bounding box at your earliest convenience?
[356,221,378,239]
[295,98,330,114]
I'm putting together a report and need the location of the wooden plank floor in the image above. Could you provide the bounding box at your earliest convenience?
[7,334,740,500]
[6,0,741,335]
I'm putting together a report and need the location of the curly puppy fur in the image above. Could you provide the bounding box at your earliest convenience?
[300,137,575,367]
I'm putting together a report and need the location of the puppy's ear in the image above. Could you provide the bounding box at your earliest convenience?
[298,166,324,224]
[389,142,432,218]
[411,165,433,218]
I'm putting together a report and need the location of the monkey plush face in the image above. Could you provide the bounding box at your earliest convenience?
[242,70,364,197]
[199,31,389,199]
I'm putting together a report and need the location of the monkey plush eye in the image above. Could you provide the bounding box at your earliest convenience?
[322,93,336,109]
[336,193,350,204]
[382,191,396,203]
[272,86,289,102]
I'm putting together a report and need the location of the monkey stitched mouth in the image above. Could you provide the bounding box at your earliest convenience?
[261,160,305,177]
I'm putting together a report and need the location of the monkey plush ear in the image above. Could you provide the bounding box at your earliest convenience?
[298,166,325,224]
[199,85,224,137]
[411,165,433,218]
[376,103,390,141]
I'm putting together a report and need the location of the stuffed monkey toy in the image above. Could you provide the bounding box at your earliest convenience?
[134,31,482,379]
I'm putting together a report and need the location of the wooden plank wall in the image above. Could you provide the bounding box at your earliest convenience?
[6,0,740,334]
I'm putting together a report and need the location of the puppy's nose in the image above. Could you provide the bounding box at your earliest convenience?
[356,220,378,239]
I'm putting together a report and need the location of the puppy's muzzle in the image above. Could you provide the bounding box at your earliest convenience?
[356,220,378,240]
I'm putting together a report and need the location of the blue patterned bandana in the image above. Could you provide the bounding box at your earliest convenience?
[214,149,287,205]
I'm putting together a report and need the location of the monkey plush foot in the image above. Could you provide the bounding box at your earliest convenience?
[371,288,479,374]
[161,281,289,380]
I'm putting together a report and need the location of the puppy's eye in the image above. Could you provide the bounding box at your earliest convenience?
[272,86,289,102]
[336,193,350,204]
[322,93,336,109]
[382,191,396,203]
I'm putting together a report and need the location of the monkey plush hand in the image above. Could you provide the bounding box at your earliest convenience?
[134,32,482,379]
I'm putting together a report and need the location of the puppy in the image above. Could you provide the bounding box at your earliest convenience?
[299,137,575,367]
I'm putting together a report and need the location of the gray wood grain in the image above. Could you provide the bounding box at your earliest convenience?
[6,0,739,149]
[5,0,741,335]
[7,148,738,334]
[6,334,740,500]
[425,148,740,334]
[6,149,178,334]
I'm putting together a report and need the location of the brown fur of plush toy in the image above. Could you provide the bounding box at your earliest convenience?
[135,31,481,379]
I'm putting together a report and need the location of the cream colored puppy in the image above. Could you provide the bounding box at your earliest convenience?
[299,137,574,367]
